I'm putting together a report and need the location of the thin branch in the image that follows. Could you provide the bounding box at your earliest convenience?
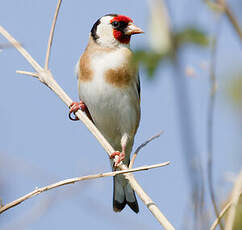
[0,162,170,214]
[129,131,163,168]
[44,0,62,70]
[221,0,242,40]
[205,0,242,40]
[207,16,224,230]
[16,70,39,78]
[0,24,175,230]
[225,171,242,230]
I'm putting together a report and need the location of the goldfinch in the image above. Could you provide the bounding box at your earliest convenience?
[69,14,143,213]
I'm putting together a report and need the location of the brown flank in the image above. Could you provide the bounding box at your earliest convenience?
[78,52,93,82]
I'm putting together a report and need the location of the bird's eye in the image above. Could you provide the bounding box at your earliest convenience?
[112,21,120,28]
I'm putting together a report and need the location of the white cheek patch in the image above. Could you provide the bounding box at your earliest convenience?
[97,22,113,38]
[96,16,119,48]
[96,27,116,47]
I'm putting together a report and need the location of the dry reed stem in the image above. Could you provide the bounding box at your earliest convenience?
[45,0,62,70]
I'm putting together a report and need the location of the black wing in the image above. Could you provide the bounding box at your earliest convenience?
[137,73,141,101]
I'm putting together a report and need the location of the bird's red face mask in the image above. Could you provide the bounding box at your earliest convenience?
[110,15,144,44]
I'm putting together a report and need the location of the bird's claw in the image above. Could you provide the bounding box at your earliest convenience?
[69,101,86,121]
[110,151,125,167]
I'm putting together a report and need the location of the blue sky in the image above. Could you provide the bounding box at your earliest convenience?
[0,0,241,229]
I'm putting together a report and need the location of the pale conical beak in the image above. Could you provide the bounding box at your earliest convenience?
[124,23,144,35]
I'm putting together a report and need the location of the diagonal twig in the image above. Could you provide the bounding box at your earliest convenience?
[129,131,163,169]
[16,70,39,78]
[0,162,170,214]
[45,0,62,70]
[223,2,242,40]
[205,0,242,40]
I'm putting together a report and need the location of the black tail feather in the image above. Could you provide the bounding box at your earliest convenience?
[127,192,139,213]
[113,176,139,213]
[113,199,126,212]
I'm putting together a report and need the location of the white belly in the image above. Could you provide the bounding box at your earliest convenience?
[78,78,138,151]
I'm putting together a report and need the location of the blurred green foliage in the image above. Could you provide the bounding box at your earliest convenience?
[173,27,209,48]
[133,27,209,77]
[227,73,242,109]
[133,51,167,77]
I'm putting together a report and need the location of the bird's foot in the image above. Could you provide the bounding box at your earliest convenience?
[110,151,125,167]
[69,101,86,121]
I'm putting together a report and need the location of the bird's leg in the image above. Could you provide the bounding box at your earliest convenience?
[110,134,128,167]
[69,101,94,123]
